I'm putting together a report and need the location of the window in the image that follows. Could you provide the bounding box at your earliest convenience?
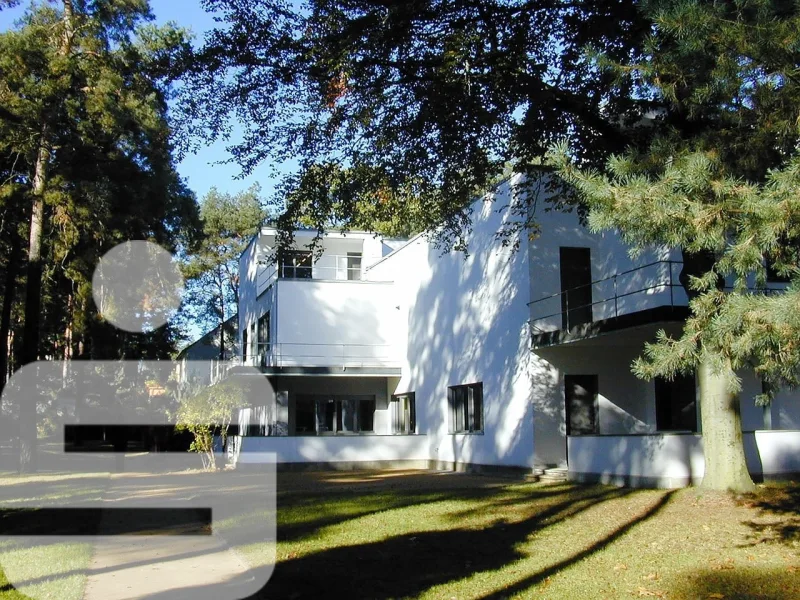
[565,375,598,435]
[294,395,376,435]
[448,383,483,433]
[391,392,416,434]
[279,250,312,279]
[559,247,592,329]
[655,374,697,432]
[242,327,248,361]
[257,312,270,366]
[294,396,316,435]
[347,252,362,281]
[766,257,790,283]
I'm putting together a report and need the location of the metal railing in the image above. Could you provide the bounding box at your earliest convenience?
[239,342,400,369]
[257,253,363,286]
[528,260,685,331]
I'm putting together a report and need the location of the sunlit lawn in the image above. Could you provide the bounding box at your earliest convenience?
[241,471,800,600]
[0,468,798,599]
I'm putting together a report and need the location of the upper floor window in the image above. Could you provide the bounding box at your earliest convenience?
[257,312,270,365]
[347,252,362,281]
[279,250,312,279]
[448,382,483,434]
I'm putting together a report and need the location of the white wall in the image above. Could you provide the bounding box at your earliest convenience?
[568,431,800,487]
[527,191,685,331]
[274,280,401,366]
[366,176,536,470]
[237,434,430,465]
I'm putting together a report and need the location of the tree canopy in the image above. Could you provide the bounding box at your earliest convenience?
[179,185,268,359]
[180,0,654,242]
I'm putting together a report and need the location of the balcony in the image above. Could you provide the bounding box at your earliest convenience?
[529,260,689,347]
[257,253,365,296]
[244,342,401,370]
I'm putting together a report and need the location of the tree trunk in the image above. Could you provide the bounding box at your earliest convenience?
[18,123,50,472]
[680,248,755,491]
[697,355,755,492]
[0,238,21,393]
[17,0,77,473]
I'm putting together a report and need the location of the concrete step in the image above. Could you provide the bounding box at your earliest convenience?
[538,468,569,484]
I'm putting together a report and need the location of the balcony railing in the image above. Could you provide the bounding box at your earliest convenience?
[257,254,364,295]
[240,342,400,370]
[529,260,685,332]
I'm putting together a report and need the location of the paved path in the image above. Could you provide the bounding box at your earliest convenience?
[82,473,257,600]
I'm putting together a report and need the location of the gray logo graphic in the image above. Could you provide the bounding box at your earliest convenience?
[1,242,277,600]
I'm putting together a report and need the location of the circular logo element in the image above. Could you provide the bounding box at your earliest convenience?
[92,241,184,333]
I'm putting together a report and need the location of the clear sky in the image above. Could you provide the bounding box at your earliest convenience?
[0,0,285,202]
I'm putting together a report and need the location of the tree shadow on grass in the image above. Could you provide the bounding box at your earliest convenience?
[256,486,669,599]
[276,474,579,544]
[737,481,800,547]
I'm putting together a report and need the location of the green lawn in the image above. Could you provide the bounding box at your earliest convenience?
[0,472,110,600]
[244,471,800,600]
[1,469,798,599]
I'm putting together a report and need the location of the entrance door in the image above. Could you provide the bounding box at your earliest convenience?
[565,374,598,435]
[559,247,592,329]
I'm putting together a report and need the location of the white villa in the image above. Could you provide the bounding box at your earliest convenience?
[220,174,800,487]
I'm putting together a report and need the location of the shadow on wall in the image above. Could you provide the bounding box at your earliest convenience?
[566,433,702,487]
[404,188,535,469]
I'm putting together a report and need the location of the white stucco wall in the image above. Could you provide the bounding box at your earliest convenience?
[274,280,401,366]
[365,176,536,470]
[527,196,685,331]
[568,431,800,487]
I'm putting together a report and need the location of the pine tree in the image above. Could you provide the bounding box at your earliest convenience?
[0,0,199,470]
[551,0,800,492]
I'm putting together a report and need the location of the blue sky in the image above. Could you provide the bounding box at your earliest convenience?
[0,0,285,202]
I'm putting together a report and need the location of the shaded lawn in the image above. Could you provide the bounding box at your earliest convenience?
[238,471,800,600]
[0,472,111,600]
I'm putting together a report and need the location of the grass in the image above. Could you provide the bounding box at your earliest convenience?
[241,471,800,599]
[1,469,798,599]
[0,472,110,600]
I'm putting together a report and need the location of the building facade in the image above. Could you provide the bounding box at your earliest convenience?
[220,174,800,486]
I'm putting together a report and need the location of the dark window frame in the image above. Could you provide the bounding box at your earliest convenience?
[279,250,313,279]
[654,373,698,432]
[448,383,483,434]
[391,392,417,434]
[347,252,363,281]
[294,394,376,436]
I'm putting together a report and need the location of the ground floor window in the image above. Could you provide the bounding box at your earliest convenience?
[448,383,483,433]
[565,374,598,435]
[655,374,697,432]
[391,392,416,434]
[293,394,376,435]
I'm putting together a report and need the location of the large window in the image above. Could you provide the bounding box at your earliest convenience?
[279,250,313,279]
[391,392,416,434]
[294,395,376,435]
[655,374,697,432]
[448,383,483,433]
